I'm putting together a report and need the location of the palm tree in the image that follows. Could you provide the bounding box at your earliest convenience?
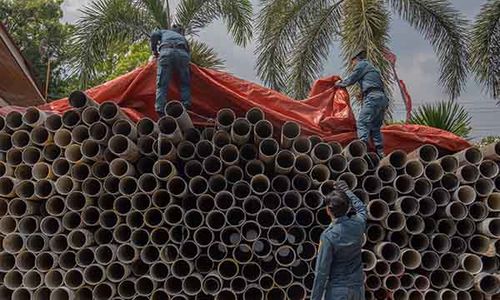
[470,0,499,100]
[256,0,469,100]
[71,0,253,87]
[408,100,471,138]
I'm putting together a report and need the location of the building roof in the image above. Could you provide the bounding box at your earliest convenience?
[0,22,45,106]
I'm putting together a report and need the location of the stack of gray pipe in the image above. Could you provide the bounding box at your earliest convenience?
[0,90,498,300]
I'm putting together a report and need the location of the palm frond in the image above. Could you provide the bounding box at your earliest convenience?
[341,0,392,96]
[288,1,343,99]
[138,0,171,28]
[256,0,320,92]
[216,0,253,47]
[189,39,225,69]
[409,100,471,138]
[388,0,469,100]
[470,0,500,99]
[175,0,219,35]
[176,0,252,46]
[70,0,151,87]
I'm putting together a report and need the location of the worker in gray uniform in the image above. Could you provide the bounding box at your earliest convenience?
[311,180,367,300]
[150,24,191,118]
[336,49,389,158]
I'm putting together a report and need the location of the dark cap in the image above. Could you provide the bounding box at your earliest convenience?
[351,48,366,60]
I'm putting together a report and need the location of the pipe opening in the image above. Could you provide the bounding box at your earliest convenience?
[405,159,424,178]
[386,150,407,169]
[385,212,406,231]
[61,211,81,231]
[6,111,23,130]
[345,140,366,157]
[363,176,382,195]
[62,110,81,128]
[367,224,385,243]
[282,121,300,140]
[274,268,293,288]
[431,234,451,253]
[276,150,295,169]
[368,200,389,221]
[366,274,382,290]
[437,220,456,238]
[416,198,435,219]
[295,208,313,227]
[292,137,311,154]
[82,106,100,126]
[477,274,499,294]
[312,143,332,163]
[362,250,376,271]
[253,239,272,258]
[432,188,451,206]
[406,215,425,234]
[376,242,400,262]
[456,218,475,237]
[260,193,281,212]
[207,210,227,229]
[463,147,483,164]
[476,178,494,197]
[184,209,204,229]
[328,154,347,174]
[409,233,430,252]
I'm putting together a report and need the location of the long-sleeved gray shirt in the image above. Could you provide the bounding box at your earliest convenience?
[310,190,367,300]
[337,59,385,96]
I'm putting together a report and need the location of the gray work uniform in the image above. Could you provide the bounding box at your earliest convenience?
[337,59,389,155]
[310,190,367,300]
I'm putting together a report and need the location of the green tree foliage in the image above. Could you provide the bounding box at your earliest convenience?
[106,42,152,81]
[71,0,253,88]
[470,0,500,100]
[408,100,472,138]
[0,0,75,99]
[256,0,469,100]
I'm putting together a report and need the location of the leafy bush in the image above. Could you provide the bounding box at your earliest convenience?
[408,100,471,138]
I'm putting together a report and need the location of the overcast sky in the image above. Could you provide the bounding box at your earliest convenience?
[61,0,499,139]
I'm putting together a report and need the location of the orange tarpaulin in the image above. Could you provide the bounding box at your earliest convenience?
[8,61,470,153]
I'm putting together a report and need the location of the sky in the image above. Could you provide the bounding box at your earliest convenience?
[61,0,499,139]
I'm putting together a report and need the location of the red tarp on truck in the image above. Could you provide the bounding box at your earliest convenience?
[7,62,470,153]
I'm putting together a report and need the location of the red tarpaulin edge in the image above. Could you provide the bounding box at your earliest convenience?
[0,62,470,154]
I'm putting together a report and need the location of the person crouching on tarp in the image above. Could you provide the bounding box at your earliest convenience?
[150,24,191,118]
[311,180,367,300]
[335,49,389,158]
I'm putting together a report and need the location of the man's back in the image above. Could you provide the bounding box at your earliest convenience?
[311,187,367,300]
[150,29,188,54]
[324,213,365,287]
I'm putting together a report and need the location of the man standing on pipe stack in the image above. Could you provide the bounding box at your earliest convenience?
[311,181,367,300]
[151,24,191,118]
[335,49,389,158]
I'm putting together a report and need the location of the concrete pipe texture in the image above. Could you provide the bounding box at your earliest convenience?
[0,107,499,298]
[405,159,424,178]
[407,144,439,164]
[455,146,483,166]
[380,149,407,170]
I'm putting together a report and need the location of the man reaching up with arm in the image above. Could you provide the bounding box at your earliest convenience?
[311,180,367,300]
[336,49,389,158]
